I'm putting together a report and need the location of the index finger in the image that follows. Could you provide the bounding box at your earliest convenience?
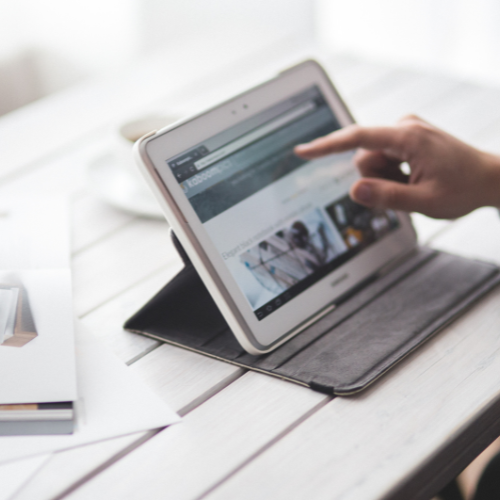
[294,124,405,159]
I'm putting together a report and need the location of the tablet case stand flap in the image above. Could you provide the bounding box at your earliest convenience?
[124,232,500,396]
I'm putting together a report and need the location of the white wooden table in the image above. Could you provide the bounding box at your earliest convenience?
[2,44,500,500]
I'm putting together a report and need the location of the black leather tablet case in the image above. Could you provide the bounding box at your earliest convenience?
[124,232,500,395]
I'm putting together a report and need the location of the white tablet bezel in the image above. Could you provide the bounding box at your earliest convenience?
[135,60,417,354]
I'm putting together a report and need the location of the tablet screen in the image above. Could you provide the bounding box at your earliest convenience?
[161,86,399,320]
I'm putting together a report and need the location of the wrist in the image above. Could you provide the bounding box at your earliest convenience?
[481,152,500,209]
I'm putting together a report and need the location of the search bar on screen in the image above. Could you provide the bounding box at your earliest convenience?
[194,100,317,171]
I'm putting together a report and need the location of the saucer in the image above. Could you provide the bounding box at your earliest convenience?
[87,153,165,220]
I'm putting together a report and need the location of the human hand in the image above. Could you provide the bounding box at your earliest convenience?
[294,115,500,219]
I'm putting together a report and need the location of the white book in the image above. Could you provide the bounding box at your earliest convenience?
[0,322,180,463]
[0,197,77,435]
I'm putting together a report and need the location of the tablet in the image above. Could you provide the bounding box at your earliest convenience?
[135,60,417,354]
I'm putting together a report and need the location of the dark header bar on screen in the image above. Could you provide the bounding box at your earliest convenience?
[164,86,326,184]
[188,107,340,223]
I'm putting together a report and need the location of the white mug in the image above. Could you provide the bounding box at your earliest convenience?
[88,114,180,218]
[115,115,179,182]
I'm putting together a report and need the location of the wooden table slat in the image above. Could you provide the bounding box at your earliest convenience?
[129,344,245,416]
[63,372,327,500]
[72,218,174,316]
[431,207,500,265]
[419,85,500,144]
[12,434,146,500]
[79,268,173,363]
[72,194,135,255]
[355,72,462,126]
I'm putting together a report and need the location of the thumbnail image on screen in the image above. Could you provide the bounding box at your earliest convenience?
[237,197,399,320]
[239,208,345,300]
[325,196,399,251]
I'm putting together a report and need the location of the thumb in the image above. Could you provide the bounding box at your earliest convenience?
[349,178,428,213]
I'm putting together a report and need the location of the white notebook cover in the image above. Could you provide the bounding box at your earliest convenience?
[0,269,78,404]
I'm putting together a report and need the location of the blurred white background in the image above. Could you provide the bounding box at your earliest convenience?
[316,0,500,86]
[1,0,500,115]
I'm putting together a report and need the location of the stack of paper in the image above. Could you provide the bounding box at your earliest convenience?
[0,320,180,463]
[0,268,78,436]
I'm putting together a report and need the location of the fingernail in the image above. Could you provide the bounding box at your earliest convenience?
[354,183,373,204]
[294,144,310,152]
